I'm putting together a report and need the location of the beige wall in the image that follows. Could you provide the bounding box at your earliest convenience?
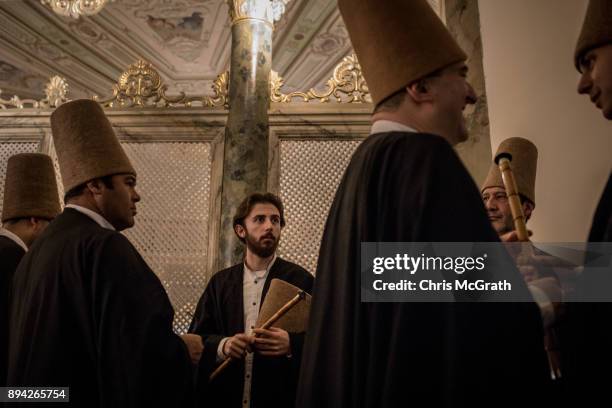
[479,0,611,242]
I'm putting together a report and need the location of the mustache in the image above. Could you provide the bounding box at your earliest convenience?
[260,233,276,240]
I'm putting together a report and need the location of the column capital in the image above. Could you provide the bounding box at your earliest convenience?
[227,0,291,27]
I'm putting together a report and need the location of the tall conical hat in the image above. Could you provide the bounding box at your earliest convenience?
[338,0,467,106]
[256,278,311,333]
[481,137,538,205]
[574,0,612,70]
[2,153,61,222]
[50,99,135,193]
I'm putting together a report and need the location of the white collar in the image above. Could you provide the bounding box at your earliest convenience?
[65,204,116,231]
[370,120,418,135]
[244,254,277,277]
[0,227,28,252]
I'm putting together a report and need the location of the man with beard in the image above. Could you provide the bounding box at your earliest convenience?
[189,193,313,408]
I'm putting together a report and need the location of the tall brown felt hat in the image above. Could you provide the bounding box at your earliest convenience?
[575,0,612,70]
[338,0,467,106]
[50,99,135,193]
[2,153,61,222]
[256,279,312,333]
[481,137,538,205]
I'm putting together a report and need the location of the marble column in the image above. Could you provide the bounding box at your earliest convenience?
[445,0,493,186]
[216,1,282,270]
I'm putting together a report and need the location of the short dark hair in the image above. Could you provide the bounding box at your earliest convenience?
[4,216,51,225]
[519,194,534,207]
[63,175,115,204]
[233,193,286,242]
[373,89,407,114]
[373,67,449,114]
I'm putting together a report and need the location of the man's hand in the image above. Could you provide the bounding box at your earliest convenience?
[499,229,533,242]
[180,334,204,364]
[223,333,253,359]
[252,327,291,357]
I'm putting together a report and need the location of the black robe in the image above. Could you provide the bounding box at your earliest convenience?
[189,257,314,408]
[563,173,612,404]
[1,235,25,387]
[588,173,612,243]
[7,209,193,407]
[296,132,550,408]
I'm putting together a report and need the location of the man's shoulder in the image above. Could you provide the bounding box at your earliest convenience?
[366,131,451,150]
[0,235,24,255]
[275,257,311,276]
[273,258,314,291]
[39,211,136,258]
[0,236,25,268]
[209,263,243,283]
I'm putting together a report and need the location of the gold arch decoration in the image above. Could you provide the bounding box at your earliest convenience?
[270,53,371,104]
[93,60,229,109]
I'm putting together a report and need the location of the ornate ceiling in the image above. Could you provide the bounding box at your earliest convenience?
[0,0,354,101]
[0,0,445,103]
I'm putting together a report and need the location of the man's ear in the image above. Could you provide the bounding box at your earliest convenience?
[234,224,246,239]
[405,79,434,103]
[86,179,104,196]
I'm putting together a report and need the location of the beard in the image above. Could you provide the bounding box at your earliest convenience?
[493,214,515,236]
[245,230,279,258]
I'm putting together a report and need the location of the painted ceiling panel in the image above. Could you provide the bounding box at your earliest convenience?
[0,0,445,101]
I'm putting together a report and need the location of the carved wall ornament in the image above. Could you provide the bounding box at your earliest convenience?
[45,75,69,108]
[0,75,69,109]
[0,55,370,109]
[270,53,371,104]
[41,0,115,19]
[93,60,229,108]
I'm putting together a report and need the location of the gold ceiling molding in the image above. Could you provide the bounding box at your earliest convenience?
[93,60,229,109]
[1,56,371,110]
[270,53,371,104]
[40,0,115,19]
[0,75,69,109]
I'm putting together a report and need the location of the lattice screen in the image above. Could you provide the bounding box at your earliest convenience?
[121,142,212,334]
[49,141,212,334]
[278,139,362,275]
[0,142,40,217]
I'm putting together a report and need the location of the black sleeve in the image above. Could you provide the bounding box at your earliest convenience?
[188,276,226,374]
[95,233,194,407]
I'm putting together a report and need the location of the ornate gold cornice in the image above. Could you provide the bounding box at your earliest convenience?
[0,75,68,109]
[271,53,371,104]
[93,60,229,108]
[40,0,114,19]
[0,55,371,109]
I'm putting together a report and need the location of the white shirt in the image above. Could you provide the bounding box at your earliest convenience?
[216,255,277,408]
[0,227,28,252]
[370,119,417,135]
[65,204,115,231]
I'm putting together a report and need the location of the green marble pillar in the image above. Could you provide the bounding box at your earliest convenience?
[216,1,276,270]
